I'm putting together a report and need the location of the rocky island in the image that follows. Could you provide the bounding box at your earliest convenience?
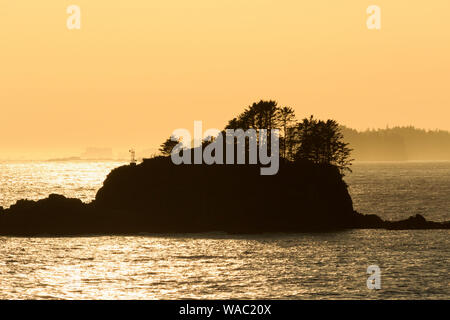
[0,156,448,236]
[1,101,448,236]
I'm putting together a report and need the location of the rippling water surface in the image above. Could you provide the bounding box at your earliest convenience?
[0,161,125,208]
[0,161,449,299]
[346,161,450,222]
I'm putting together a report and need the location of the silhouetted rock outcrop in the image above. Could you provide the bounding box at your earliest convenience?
[347,212,449,230]
[0,157,448,236]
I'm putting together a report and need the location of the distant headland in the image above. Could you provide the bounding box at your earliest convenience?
[0,101,448,236]
[342,126,450,161]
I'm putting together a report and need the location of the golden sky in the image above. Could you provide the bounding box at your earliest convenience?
[1,1,449,159]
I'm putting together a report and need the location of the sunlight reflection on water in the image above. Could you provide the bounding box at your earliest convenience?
[0,161,448,299]
[0,161,125,208]
[0,231,448,299]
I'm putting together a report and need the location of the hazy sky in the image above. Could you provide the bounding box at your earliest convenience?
[1,1,449,159]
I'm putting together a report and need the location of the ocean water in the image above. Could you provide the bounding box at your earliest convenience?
[0,161,126,208]
[0,161,449,299]
[347,161,450,222]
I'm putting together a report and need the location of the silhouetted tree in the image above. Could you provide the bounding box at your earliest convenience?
[294,116,353,174]
[225,100,282,154]
[159,135,179,156]
[202,135,217,148]
[278,106,296,159]
[226,100,280,130]
[158,102,353,174]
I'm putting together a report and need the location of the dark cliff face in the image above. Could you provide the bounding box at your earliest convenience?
[0,157,448,236]
[93,157,355,233]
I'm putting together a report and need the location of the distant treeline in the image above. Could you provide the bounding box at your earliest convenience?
[342,126,450,161]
